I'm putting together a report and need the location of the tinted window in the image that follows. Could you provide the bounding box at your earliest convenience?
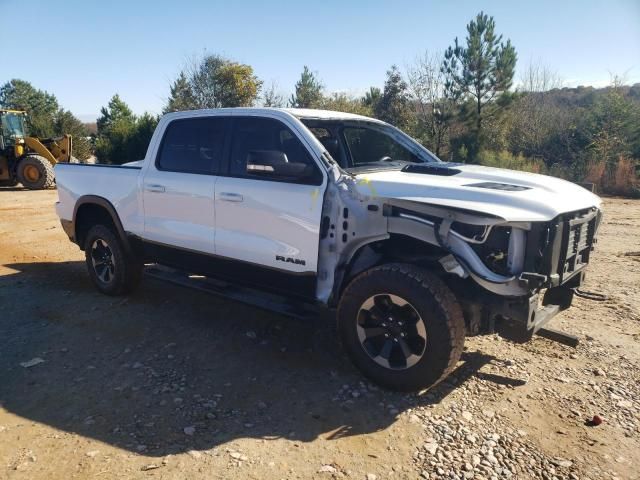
[157,117,227,174]
[229,117,321,183]
[343,127,420,167]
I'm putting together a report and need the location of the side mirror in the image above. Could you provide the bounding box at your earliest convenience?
[246,150,313,180]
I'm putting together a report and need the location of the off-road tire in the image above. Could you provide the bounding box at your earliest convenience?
[337,263,465,391]
[84,224,142,296]
[17,155,55,190]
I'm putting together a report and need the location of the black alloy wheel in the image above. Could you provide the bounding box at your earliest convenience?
[90,238,116,285]
[356,293,427,370]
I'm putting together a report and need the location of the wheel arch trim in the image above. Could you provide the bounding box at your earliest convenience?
[330,234,448,307]
[72,195,132,254]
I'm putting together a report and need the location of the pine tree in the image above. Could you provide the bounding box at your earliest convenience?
[164,72,196,112]
[96,94,135,135]
[362,87,382,111]
[442,11,517,151]
[289,66,323,108]
[95,94,137,164]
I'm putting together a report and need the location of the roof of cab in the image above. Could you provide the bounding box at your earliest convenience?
[161,107,383,124]
[279,108,380,123]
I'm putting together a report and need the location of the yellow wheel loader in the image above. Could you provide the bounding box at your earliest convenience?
[0,109,74,189]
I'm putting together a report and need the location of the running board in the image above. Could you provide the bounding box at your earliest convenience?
[144,265,320,321]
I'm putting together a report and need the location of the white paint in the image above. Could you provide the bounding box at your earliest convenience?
[356,166,602,222]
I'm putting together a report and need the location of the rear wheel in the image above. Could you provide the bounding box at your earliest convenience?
[337,263,465,391]
[17,155,55,189]
[84,224,142,295]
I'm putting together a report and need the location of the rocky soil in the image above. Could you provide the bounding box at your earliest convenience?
[0,189,639,480]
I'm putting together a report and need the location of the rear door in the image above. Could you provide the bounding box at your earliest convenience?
[141,116,229,255]
[214,115,327,297]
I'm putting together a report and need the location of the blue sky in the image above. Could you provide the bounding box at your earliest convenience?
[3,0,639,121]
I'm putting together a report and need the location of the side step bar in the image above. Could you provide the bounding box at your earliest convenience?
[145,265,320,321]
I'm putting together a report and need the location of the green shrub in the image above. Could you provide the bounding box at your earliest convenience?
[475,150,546,174]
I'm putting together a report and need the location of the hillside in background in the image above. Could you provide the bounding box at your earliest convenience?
[543,83,640,108]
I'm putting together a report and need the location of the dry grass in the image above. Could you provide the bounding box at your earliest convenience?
[477,151,639,197]
[584,157,640,197]
[613,157,639,196]
[584,160,606,185]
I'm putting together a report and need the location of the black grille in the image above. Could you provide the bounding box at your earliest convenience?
[523,207,600,288]
[558,208,599,283]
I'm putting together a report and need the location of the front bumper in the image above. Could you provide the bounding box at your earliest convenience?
[493,208,599,342]
[495,272,583,342]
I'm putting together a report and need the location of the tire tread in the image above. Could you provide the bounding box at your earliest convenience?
[17,155,55,190]
[337,263,465,391]
[84,224,142,296]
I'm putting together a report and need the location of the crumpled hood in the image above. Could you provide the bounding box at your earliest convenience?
[354,163,602,222]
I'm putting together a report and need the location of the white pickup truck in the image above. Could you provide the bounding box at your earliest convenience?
[55,108,602,391]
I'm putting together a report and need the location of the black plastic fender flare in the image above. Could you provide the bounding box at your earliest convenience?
[72,195,133,254]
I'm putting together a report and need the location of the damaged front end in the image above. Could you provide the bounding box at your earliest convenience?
[316,166,603,343]
[385,201,602,342]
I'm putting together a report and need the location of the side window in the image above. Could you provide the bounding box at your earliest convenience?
[157,117,228,174]
[229,117,322,184]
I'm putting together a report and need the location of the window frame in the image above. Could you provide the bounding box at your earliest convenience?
[301,118,440,171]
[221,116,324,186]
[155,117,232,176]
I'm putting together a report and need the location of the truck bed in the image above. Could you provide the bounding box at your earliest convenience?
[54,163,143,235]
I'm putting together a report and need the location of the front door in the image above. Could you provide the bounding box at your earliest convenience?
[214,116,326,297]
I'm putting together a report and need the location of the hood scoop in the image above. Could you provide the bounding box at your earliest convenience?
[401,162,463,176]
[466,182,530,192]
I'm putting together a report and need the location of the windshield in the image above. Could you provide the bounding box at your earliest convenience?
[1,113,26,145]
[301,119,440,172]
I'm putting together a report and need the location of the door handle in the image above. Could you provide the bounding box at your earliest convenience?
[219,192,243,202]
[145,184,166,193]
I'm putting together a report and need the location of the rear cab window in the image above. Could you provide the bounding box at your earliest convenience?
[156,117,228,174]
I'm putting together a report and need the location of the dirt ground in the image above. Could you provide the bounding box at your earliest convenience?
[0,188,639,480]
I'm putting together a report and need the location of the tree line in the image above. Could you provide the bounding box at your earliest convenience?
[1,11,638,195]
[0,79,93,160]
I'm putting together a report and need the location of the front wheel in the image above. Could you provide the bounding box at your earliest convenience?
[337,263,465,391]
[84,224,142,296]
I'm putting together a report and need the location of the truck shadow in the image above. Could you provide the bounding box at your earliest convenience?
[0,260,524,457]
